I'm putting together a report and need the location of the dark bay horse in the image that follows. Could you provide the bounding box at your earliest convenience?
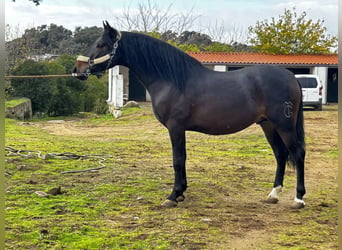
[73,21,306,209]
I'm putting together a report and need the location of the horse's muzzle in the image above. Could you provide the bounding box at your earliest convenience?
[72,66,89,80]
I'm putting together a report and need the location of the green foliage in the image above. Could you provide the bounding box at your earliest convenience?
[9,57,108,117]
[83,75,108,113]
[23,24,73,54]
[73,26,103,53]
[177,43,201,52]
[146,29,162,40]
[178,31,212,48]
[93,99,109,115]
[248,8,337,54]
[5,98,30,108]
[11,60,52,114]
[41,61,79,116]
[5,25,102,69]
[143,29,250,52]
[204,42,234,52]
[56,54,77,73]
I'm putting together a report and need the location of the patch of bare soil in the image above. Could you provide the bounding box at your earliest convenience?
[34,120,116,136]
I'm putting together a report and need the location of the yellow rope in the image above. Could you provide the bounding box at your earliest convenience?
[4,74,73,79]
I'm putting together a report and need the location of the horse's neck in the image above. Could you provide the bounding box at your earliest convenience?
[119,33,204,95]
[120,37,163,85]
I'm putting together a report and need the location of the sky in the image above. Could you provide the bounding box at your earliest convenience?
[5,0,338,42]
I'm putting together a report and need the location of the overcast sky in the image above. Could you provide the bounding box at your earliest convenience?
[5,0,338,42]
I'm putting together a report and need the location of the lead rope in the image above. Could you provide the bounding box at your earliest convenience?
[5,146,112,174]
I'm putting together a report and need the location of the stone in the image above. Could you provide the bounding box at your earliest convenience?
[5,98,32,120]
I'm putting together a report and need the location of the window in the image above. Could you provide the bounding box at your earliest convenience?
[297,78,318,88]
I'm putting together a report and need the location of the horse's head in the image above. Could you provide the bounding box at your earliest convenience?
[72,21,121,80]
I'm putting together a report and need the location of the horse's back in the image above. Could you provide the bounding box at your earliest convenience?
[184,65,300,134]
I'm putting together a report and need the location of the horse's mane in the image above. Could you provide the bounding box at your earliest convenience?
[118,32,205,91]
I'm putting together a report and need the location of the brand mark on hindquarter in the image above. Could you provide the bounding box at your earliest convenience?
[283,101,293,118]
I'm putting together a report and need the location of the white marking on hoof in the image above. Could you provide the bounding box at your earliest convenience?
[265,185,283,204]
[161,199,178,207]
[291,197,305,209]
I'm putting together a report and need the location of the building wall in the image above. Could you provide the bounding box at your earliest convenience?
[119,66,129,101]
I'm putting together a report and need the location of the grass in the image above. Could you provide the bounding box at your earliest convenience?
[5,98,30,108]
[5,105,338,249]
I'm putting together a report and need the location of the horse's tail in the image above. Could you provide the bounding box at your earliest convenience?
[288,81,305,167]
[296,96,305,151]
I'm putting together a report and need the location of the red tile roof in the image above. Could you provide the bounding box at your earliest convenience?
[188,52,338,66]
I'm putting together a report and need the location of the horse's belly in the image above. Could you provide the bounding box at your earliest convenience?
[187,97,261,135]
[188,119,254,135]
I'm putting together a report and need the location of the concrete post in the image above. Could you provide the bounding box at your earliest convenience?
[312,67,328,104]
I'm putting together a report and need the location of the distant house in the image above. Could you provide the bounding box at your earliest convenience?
[28,53,59,62]
[108,53,338,108]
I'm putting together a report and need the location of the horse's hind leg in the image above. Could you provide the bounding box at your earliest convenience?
[260,121,289,204]
[277,129,306,208]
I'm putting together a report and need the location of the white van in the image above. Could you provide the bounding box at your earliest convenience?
[295,74,323,110]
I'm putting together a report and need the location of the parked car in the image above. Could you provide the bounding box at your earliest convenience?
[295,74,323,110]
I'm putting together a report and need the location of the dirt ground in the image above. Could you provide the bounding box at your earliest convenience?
[23,104,338,249]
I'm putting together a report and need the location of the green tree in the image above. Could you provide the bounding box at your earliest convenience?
[11,60,53,114]
[55,55,108,114]
[248,8,337,54]
[56,54,86,93]
[56,55,78,73]
[42,61,80,116]
[73,26,103,53]
[10,56,108,116]
[204,42,234,52]
[5,24,75,74]
[83,75,108,113]
[177,44,200,52]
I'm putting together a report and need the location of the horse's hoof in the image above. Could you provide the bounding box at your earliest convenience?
[264,196,279,204]
[291,198,305,209]
[291,202,305,209]
[176,195,185,202]
[161,199,178,207]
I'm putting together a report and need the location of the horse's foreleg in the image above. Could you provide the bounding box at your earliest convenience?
[161,127,187,207]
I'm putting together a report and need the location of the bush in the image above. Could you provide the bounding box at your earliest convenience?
[83,75,108,113]
[10,58,108,117]
[11,60,53,114]
[93,99,109,114]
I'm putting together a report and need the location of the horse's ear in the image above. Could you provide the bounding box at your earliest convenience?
[103,20,110,30]
[102,21,121,40]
